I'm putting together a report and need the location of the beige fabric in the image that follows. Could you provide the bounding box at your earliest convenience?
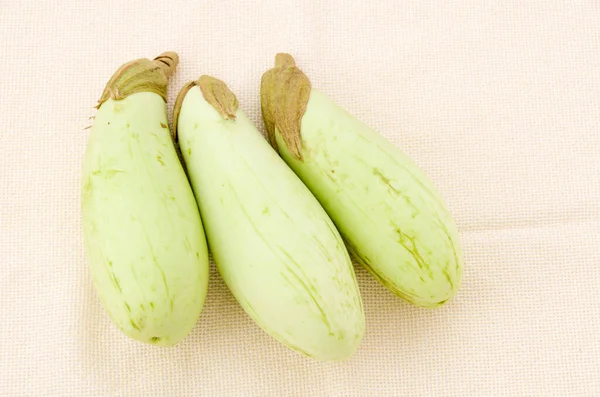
[1,1,599,395]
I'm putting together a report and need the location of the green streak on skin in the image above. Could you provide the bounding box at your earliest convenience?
[344,146,458,304]
[130,265,138,283]
[442,267,454,289]
[279,271,332,334]
[371,163,459,290]
[391,223,432,276]
[372,168,391,186]
[276,246,333,334]
[91,169,125,179]
[111,273,122,293]
[142,230,173,310]
[374,140,444,209]
[345,240,422,305]
[431,212,461,274]
[225,181,335,337]
[184,237,192,252]
[130,319,140,331]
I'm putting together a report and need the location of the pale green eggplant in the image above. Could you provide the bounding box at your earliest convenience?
[81,53,209,346]
[261,54,463,308]
[173,76,364,360]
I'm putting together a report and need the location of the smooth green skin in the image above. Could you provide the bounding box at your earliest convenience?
[274,90,463,308]
[178,86,364,361]
[82,92,209,346]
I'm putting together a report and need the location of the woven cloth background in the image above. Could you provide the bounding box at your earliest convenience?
[1,1,599,396]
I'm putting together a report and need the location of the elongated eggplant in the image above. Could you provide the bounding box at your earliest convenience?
[82,53,209,346]
[261,54,463,307]
[174,76,364,360]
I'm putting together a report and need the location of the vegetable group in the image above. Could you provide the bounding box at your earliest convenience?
[173,76,365,360]
[82,51,465,357]
[82,53,209,346]
[261,54,463,307]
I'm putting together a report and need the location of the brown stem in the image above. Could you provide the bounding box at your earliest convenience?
[261,53,310,160]
[198,75,238,121]
[153,52,179,78]
[275,53,296,68]
[96,52,179,108]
